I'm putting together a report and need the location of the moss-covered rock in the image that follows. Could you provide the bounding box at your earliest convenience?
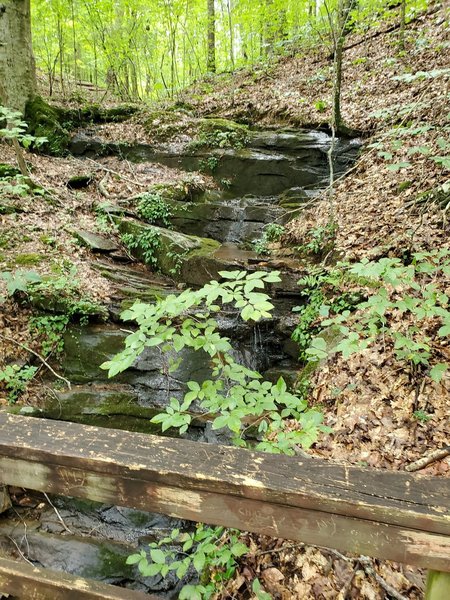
[66,174,94,189]
[73,103,138,124]
[117,216,218,277]
[149,176,207,203]
[116,216,263,286]
[42,384,164,434]
[24,96,71,156]
[189,118,250,150]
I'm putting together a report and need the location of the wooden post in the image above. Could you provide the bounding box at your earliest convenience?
[425,570,450,600]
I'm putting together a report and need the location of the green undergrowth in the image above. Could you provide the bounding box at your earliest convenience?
[0,264,106,322]
[296,250,450,386]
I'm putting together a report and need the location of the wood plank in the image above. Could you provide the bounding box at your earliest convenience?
[0,414,449,571]
[0,556,157,600]
[0,413,447,534]
[1,455,449,571]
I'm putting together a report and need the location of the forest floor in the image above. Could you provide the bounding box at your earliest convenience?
[0,3,449,600]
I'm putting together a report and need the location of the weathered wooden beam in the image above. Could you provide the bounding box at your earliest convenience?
[0,556,156,600]
[0,413,449,572]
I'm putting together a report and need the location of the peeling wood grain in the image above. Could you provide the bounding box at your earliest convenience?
[1,455,449,571]
[0,413,449,573]
[0,414,448,534]
[0,557,155,599]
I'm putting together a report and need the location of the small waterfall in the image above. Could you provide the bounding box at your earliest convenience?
[224,202,245,243]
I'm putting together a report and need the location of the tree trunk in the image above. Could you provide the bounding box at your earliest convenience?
[332,0,355,133]
[399,0,406,50]
[0,0,36,112]
[207,0,216,73]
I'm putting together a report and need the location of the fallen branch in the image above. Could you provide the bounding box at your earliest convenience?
[85,157,147,188]
[0,334,71,390]
[97,176,111,198]
[318,548,408,600]
[405,446,450,472]
[359,556,409,600]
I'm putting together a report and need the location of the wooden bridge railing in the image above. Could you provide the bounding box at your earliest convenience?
[0,413,449,599]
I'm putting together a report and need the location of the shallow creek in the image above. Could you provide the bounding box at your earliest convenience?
[0,127,360,595]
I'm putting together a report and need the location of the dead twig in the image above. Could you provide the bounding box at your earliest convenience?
[43,493,73,534]
[337,562,359,600]
[359,556,408,600]
[5,536,34,566]
[85,157,147,188]
[319,548,408,600]
[0,333,71,389]
[255,542,305,557]
[405,446,450,472]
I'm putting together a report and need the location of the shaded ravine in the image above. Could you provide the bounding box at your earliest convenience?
[2,126,360,595]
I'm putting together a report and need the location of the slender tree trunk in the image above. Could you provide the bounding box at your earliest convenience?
[332,27,345,131]
[332,0,355,133]
[207,0,216,73]
[399,0,406,50]
[0,0,36,112]
[57,14,65,95]
[226,0,234,69]
[70,0,78,89]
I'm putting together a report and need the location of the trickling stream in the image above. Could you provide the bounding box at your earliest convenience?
[2,126,360,595]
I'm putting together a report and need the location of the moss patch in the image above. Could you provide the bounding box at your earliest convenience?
[13,253,44,266]
[189,118,250,150]
[24,96,71,156]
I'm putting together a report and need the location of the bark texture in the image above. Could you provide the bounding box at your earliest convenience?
[0,0,36,112]
[207,0,216,72]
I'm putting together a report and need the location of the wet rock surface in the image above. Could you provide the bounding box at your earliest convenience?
[70,125,361,196]
[0,496,187,596]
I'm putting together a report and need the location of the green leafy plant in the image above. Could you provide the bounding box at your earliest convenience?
[252,578,272,600]
[136,192,173,228]
[0,174,33,197]
[1,265,104,322]
[102,270,328,453]
[94,202,120,234]
[198,156,219,173]
[295,221,337,258]
[0,270,42,301]
[252,223,285,256]
[127,525,248,599]
[121,228,161,268]
[167,246,188,277]
[314,99,327,112]
[28,315,69,356]
[190,126,249,151]
[304,251,450,384]
[0,106,47,149]
[412,410,432,422]
[291,267,361,360]
[368,69,450,177]
[0,364,38,403]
